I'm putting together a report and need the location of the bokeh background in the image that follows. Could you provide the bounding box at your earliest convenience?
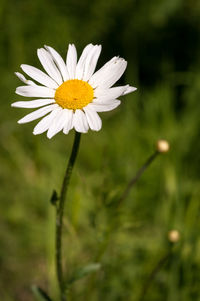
[1,0,200,300]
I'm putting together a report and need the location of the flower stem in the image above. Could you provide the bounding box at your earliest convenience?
[56,131,81,301]
[117,151,159,208]
[139,251,171,301]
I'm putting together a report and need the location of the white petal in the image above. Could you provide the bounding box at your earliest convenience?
[66,44,77,79]
[82,45,102,81]
[21,64,58,89]
[63,109,73,134]
[73,109,89,133]
[94,85,136,100]
[83,106,102,131]
[88,100,121,112]
[37,48,63,85]
[47,109,71,139]
[33,107,62,135]
[89,57,127,89]
[89,57,117,87]
[75,44,93,79]
[11,98,55,108]
[45,45,69,81]
[18,104,58,124]
[123,85,137,95]
[15,72,37,86]
[94,85,129,103]
[16,85,55,98]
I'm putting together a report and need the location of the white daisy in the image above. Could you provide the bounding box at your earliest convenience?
[12,44,137,139]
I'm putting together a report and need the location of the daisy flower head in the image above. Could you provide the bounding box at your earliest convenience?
[12,44,137,139]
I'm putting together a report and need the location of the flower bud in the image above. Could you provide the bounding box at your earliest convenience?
[157,140,170,153]
[168,230,180,243]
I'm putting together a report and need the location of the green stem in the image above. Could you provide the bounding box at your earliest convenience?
[139,251,171,301]
[95,151,159,261]
[56,131,81,301]
[117,151,159,208]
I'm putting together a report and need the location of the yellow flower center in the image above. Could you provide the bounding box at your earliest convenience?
[54,79,94,110]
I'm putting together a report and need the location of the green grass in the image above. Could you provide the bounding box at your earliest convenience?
[1,0,200,300]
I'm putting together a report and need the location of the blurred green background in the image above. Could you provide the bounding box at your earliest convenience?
[1,0,200,300]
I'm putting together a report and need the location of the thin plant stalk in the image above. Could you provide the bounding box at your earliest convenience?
[117,151,159,208]
[86,150,160,295]
[139,251,171,301]
[55,131,81,301]
[96,150,160,260]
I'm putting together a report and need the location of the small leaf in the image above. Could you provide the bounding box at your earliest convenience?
[31,285,53,301]
[68,263,101,285]
[50,189,59,205]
